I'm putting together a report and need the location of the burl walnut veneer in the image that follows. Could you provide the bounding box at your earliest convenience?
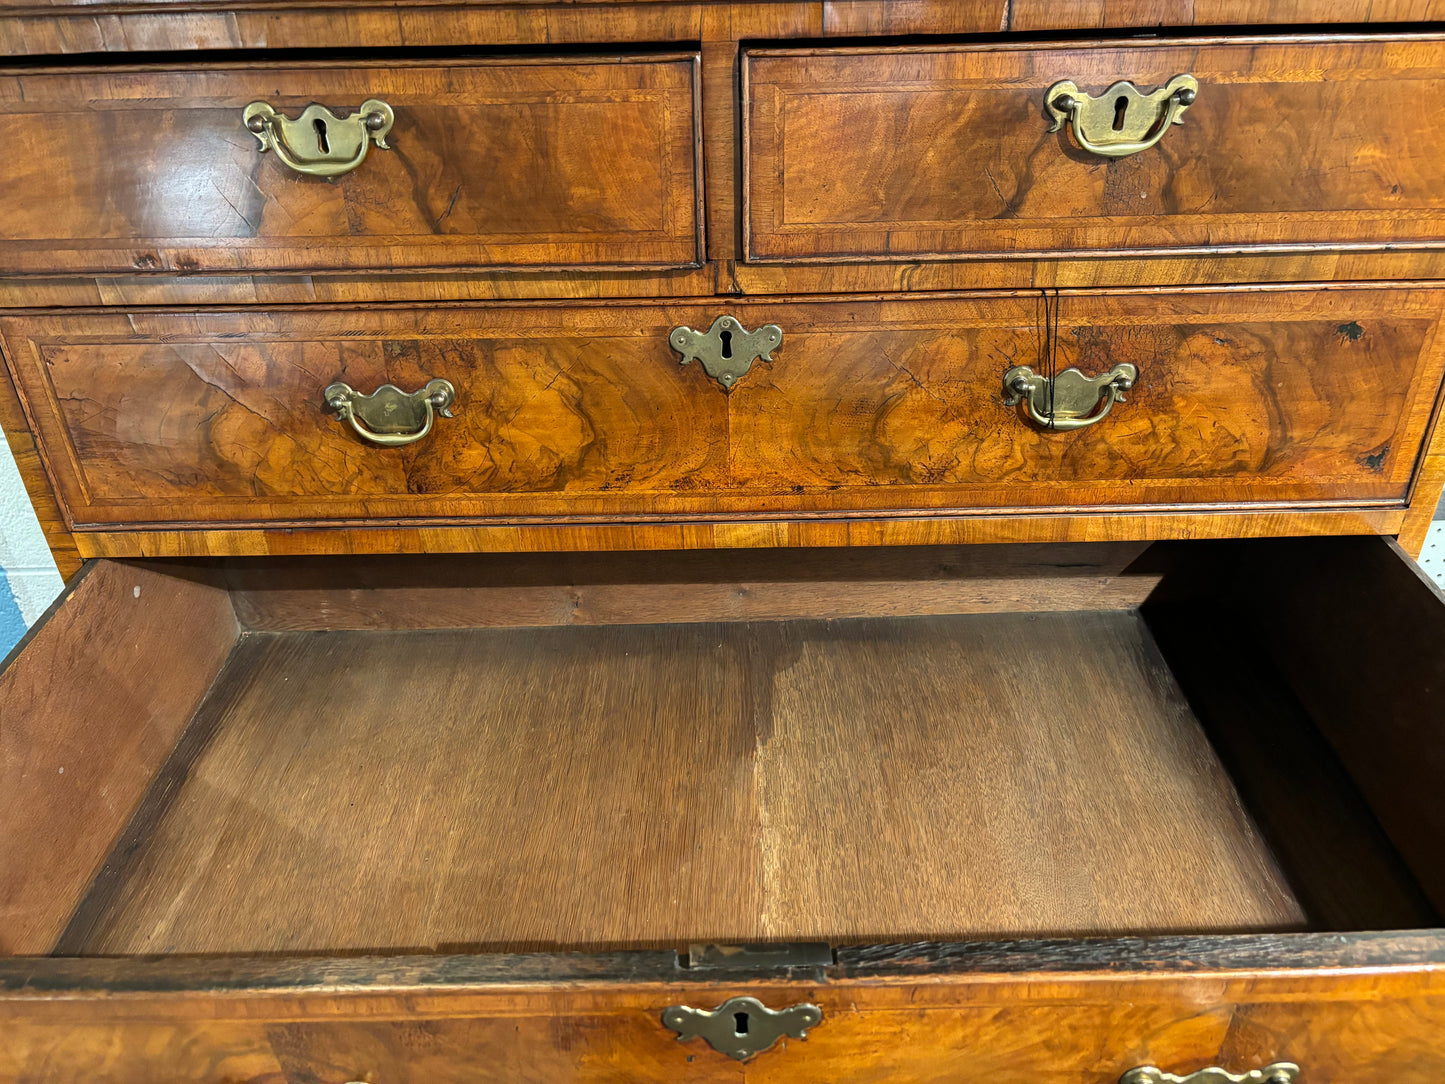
[3,1,1445,1082]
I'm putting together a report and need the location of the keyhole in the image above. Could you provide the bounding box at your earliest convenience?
[1112,96,1129,131]
[313,117,330,154]
[719,330,733,358]
[733,1012,750,1036]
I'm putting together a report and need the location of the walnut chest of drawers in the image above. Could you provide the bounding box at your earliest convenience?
[4,2,1445,1082]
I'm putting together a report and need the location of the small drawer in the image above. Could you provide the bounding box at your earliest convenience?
[0,54,702,275]
[1,538,1445,1080]
[3,285,1441,530]
[743,35,1445,263]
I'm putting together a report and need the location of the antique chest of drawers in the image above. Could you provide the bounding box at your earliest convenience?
[4,1,1445,1081]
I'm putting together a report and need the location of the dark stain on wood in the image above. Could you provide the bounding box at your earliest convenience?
[67,611,1303,956]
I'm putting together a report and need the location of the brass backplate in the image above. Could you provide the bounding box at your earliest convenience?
[1002,363,1138,431]
[244,99,395,178]
[324,378,455,446]
[1045,75,1197,158]
[670,315,783,390]
[1121,1064,1301,1084]
[662,996,821,1061]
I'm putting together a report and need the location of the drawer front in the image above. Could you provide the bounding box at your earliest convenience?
[5,288,1442,529]
[744,36,1445,263]
[3,955,1445,1083]
[0,56,701,275]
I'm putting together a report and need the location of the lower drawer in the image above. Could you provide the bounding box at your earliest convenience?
[4,285,1442,530]
[1,537,1444,1080]
[4,942,1445,1082]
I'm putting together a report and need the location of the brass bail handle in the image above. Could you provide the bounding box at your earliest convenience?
[325,378,455,447]
[1045,74,1198,158]
[243,98,395,178]
[1003,362,1138,431]
[1121,1063,1300,1084]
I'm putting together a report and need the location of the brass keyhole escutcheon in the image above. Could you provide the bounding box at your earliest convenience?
[662,997,821,1061]
[669,315,783,391]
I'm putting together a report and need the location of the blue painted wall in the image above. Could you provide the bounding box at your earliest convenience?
[0,424,63,657]
[0,574,24,657]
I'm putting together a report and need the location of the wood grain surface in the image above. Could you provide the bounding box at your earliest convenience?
[2,0,1442,59]
[6,287,1441,531]
[64,506,1411,561]
[0,56,701,275]
[3,938,1445,1081]
[3,539,1443,1078]
[1399,379,1445,555]
[1238,537,1445,916]
[0,560,237,954]
[1146,597,1439,931]
[222,541,1163,630]
[70,609,1302,954]
[745,37,1445,262]
[10,250,1445,311]
[1008,0,1445,30]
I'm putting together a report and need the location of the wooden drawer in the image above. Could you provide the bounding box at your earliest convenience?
[743,35,1445,263]
[6,286,1443,530]
[0,55,702,275]
[2,537,1444,1080]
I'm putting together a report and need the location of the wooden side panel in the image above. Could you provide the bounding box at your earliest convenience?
[4,288,1441,530]
[0,560,237,954]
[1397,371,1445,555]
[1,944,1445,1083]
[1145,596,1439,931]
[745,37,1445,262]
[1237,536,1445,915]
[0,56,701,274]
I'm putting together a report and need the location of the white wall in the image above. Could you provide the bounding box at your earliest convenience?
[0,424,63,655]
[1419,521,1445,586]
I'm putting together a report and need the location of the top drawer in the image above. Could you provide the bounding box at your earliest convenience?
[0,55,702,276]
[743,36,1445,263]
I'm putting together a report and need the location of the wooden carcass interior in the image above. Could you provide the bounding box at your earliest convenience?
[2,541,1435,960]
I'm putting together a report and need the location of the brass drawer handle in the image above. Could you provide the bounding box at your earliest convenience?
[1003,362,1137,431]
[1046,75,1197,158]
[670,315,783,391]
[1122,1064,1300,1084]
[662,997,821,1061]
[244,99,395,178]
[324,379,455,447]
